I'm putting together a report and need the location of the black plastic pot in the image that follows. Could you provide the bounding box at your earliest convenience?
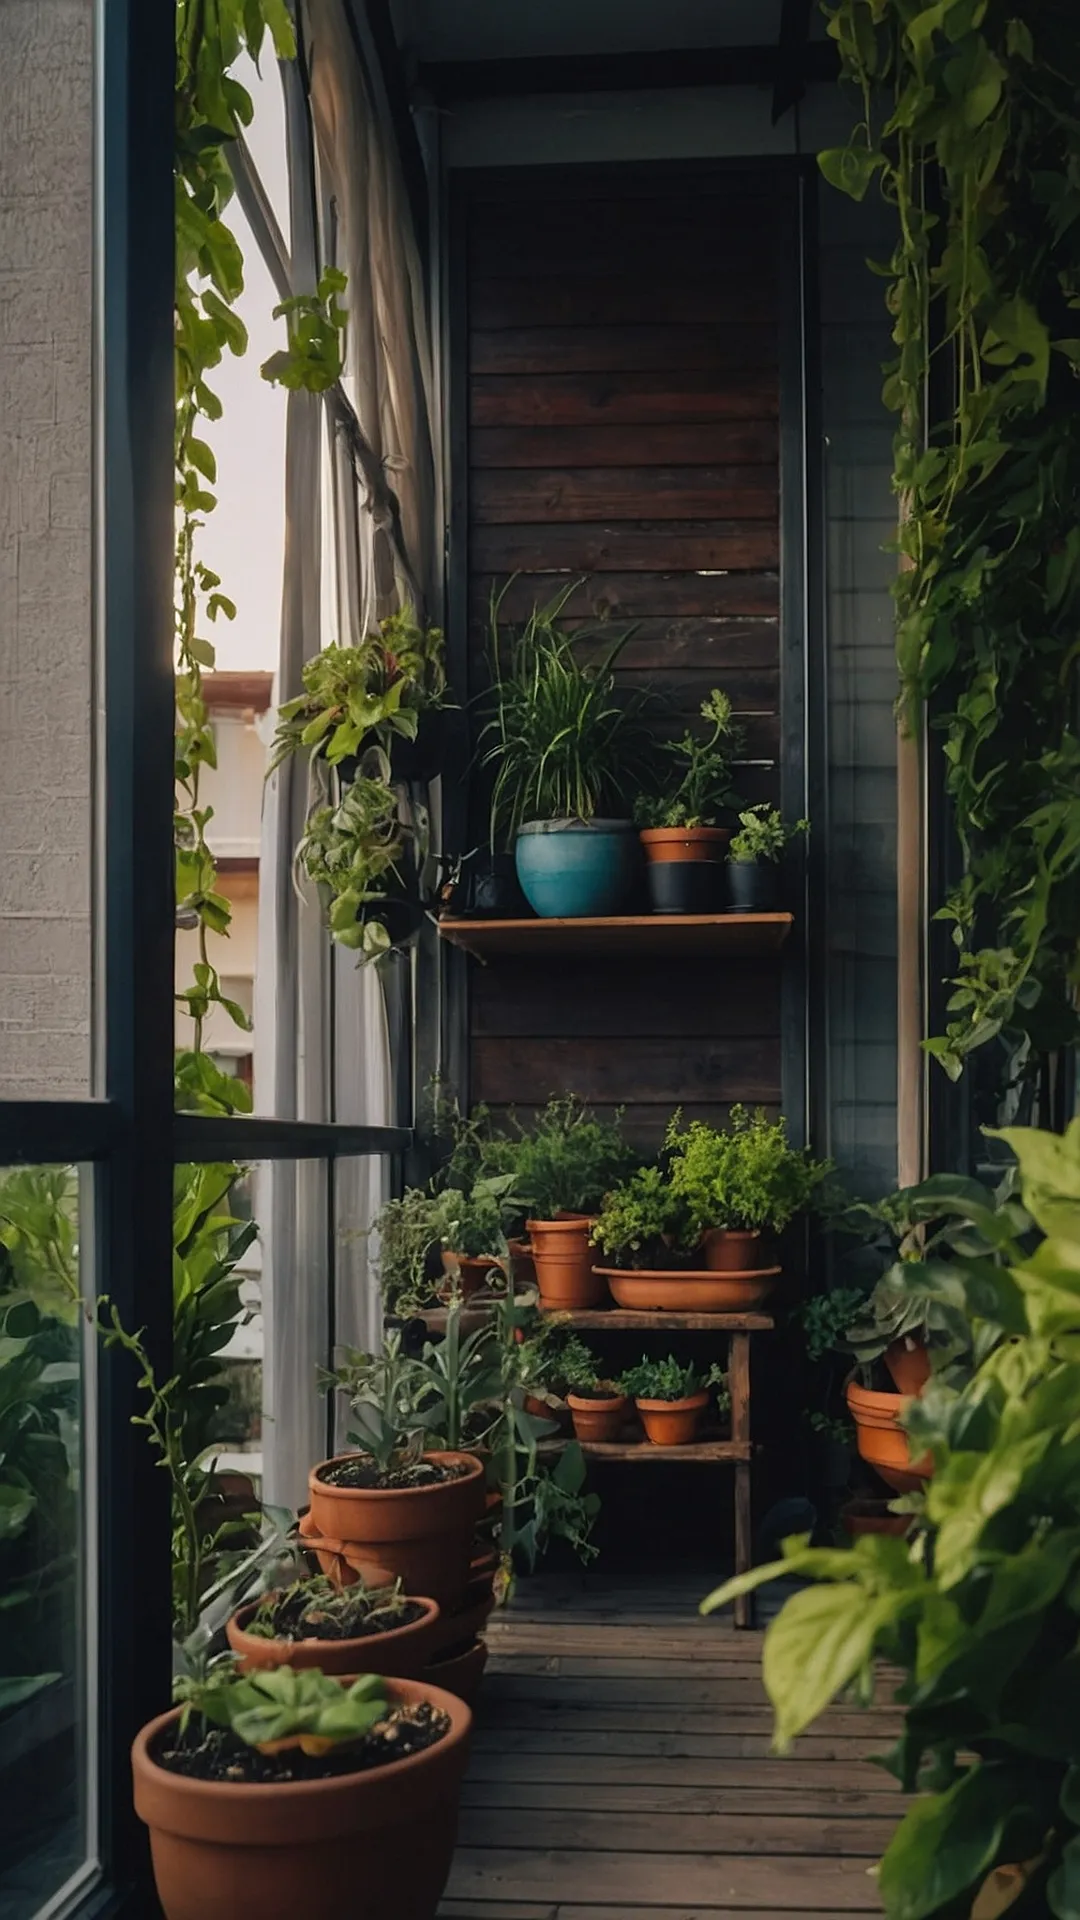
[646,860,725,914]
[389,709,447,784]
[468,853,531,918]
[360,896,427,950]
[727,860,779,912]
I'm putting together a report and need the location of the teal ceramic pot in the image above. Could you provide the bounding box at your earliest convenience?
[515,820,641,919]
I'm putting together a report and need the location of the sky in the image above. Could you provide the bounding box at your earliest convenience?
[195,55,291,675]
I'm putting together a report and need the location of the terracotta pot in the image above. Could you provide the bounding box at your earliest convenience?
[640,826,730,865]
[523,1391,559,1424]
[527,1217,605,1309]
[422,1637,488,1707]
[438,1252,498,1301]
[132,1676,470,1920]
[427,1582,496,1661]
[846,1381,933,1495]
[567,1389,628,1443]
[597,1265,780,1312]
[884,1337,931,1398]
[703,1227,766,1273]
[225,1593,442,1678]
[635,1390,709,1446]
[840,1498,912,1540]
[307,1451,485,1616]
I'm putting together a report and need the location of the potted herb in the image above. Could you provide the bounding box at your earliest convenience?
[590,1165,699,1270]
[666,1104,832,1274]
[618,1355,729,1446]
[309,1335,485,1617]
[226,1573,441,1678]
[132,1663,470,1920]
[438,1173,521,1299]
[506,1097,638,1309]
[478,584,653,919]
[633,691,743,913]
[726,804,808,913]
[371,1186,448,1317]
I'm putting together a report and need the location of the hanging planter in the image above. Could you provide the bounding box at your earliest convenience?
[845,1381,932,1495]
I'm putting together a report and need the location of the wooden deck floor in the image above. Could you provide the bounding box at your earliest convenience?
[439,1571,896,1918]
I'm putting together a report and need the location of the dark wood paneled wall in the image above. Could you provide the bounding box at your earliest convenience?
[460,165,785,1146]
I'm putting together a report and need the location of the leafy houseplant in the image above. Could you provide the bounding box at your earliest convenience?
[618,1355,728,1447]
[505,1098,638,1311]
[726,805,808,913]
[226,1574,442,1680]
[269,611,447,780]
[666,1105,832,1272]
[478,582,653,919]
[133,1661,470,1920]
[634,691,745,913]
[703,1118,1080,1920]
[590,1165,699,1271]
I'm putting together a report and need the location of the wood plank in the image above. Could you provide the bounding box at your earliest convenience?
[471,960,780,1040]
[459,1782,901,1818]
[471,278,777,330]
[472,522,780,575]
[471,327,776,377]
[476,1705,897,1739]
[470,1730,883,1761]
[473,571,780,621]
[469,371,779,428]
[483,1626,781,1660]
[470,423,779,469]
[469,614,780,674]
[538,1438,748,1464]
[440,915,792,963]
[463,1752,895,1793]
[475,1101,782,1153]
[441,1906,880,1920]
[471,1034,781,1107]
[456,1809,894,1857]
[443,1847,882,1910]
[470,467,777,523]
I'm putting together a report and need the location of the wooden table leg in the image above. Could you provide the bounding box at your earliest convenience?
[729,1332,752,1629]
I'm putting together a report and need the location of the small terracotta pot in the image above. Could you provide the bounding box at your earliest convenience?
[438,1252,499,1301]
[840,1498,912,1539]
[307,1451,485,1617]
[132,1676,470,1920]
[527,1217,605,1309]
[225,1593,441,1678]
[640,827,730,865]
[884,1337,931,1398]
[703,1228,765,1273]
[567,1389,628,1443]
[846,1381,932,1494]
[635,1390,709,1446]
[422,1637,488,1707]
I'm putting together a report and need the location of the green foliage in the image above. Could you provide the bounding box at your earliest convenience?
[702,1115,1080,1918]
[261,267,348,392]
[479,581,653,841]
[511,1440,601,1571]
[633,689,743,829]
[797,1286,870,1365]
[295,768,412,959]
[179,1664,390,1751]
[728,805,809,865]
[269,611,447,775]
[0,1167,79,1321]
[843,1166,1029,1380]
[245,1575,411,1643]
[372,1174,518,1313]
[172,1163,256,1464]
[516,1324,599,1395]
[590,1165,698,1267]
[619,1354,727,1406]
[330,1311,505,1462]
[491,1096,638,1221]
[667,1105,832,1235]
[441,1174,521,1261]
[820,1,1080,1088]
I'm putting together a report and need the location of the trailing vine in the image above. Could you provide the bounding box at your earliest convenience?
[821,1,1080,1101]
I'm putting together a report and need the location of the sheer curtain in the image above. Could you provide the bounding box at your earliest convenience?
[256,2,440,1507]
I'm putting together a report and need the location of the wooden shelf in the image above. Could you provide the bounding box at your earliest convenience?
[542,1433,749,1464]
[416,1305,774,1333]
[437,912,793,961]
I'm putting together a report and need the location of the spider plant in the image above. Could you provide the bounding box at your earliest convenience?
[478,581,653,846]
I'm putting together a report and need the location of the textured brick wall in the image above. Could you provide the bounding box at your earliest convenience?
[0,1,93,1096]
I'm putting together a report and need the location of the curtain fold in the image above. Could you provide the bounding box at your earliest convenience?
[256,2,440,1506]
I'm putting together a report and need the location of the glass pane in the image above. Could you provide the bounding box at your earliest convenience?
[0,7,95,1098]
[0,1164,94,1915]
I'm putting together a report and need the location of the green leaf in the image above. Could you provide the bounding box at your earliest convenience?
[1050,1836,1080,1920]
[818,145,887,202]
[878,1764,1021,1920]
[763,1580,911,1750]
